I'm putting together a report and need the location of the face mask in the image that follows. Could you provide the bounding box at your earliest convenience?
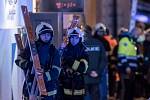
[137,35,145,43]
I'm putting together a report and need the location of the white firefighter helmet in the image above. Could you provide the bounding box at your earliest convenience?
[36,22,54,39]
[67,27,84,38]
[93,23,107,36]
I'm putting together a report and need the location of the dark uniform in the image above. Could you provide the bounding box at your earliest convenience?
[15,22,61,100]
[84,25,107,100]
[143,34,150,99]
[60,27,89,100]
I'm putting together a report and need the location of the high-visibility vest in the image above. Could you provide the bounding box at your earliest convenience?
[118,37,137,57]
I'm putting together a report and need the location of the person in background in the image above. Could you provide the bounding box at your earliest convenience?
[83,24,107,100]
[93,23,110,100]
[117,22,145,100]
[60,27,89,100]
[103,28,119,100]
[143,29,150,99]
[15,22,61,100]
[131,22,146,100]
[114,27,129,100]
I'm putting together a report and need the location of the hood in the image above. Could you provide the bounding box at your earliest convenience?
[118,32,131,40]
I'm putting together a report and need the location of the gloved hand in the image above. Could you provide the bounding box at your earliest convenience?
[90,70,98,78]
[66,68,73,74]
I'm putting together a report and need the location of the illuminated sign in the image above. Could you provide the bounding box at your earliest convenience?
[135,14,149,23]
[5,0,18,20]
[40,0,84,12]
[0,0,32,28]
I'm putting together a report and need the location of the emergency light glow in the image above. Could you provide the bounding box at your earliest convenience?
[135,14,149,23]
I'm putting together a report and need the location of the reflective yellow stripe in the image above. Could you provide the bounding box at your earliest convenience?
[64,88,85,95]
[80,59,88,73]
[24,90,57,99]
[17,55,26,61]
[72,60,80,71]
[23,95,28,100]
[48,90,57,96]
[18,60,27,66]
[45,72,51,81]
[17,56,27,65]
[64,89,72,95]
[74,89,85,95]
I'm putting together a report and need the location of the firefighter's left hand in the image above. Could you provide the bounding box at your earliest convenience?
[66,68,73,74]
[90,71,98,78]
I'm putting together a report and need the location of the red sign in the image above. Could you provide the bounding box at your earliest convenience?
[40,0,84,12]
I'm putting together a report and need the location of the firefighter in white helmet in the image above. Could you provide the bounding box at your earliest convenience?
[93,23,107,36]
[36,22,54,42]
[60,27,89,100]
[15,22,61,100]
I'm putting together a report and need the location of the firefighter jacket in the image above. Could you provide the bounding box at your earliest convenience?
[117,32,138,73]
[84,34,107,84]
[60,42,89,96]
[15,40,61,98]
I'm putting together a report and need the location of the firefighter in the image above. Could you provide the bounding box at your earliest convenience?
[60,27,89,100]
[92,23,111,52]
[15,22,61,100]
[83,24,107,100]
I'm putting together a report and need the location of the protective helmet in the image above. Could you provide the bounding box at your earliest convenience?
[67,27,84,38]
[36,22,54,39]
[93,23,107,36]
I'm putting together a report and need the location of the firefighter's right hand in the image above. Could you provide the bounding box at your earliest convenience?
[66,68,73,74]
[126,67,131,74]
[90,71,98,78]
